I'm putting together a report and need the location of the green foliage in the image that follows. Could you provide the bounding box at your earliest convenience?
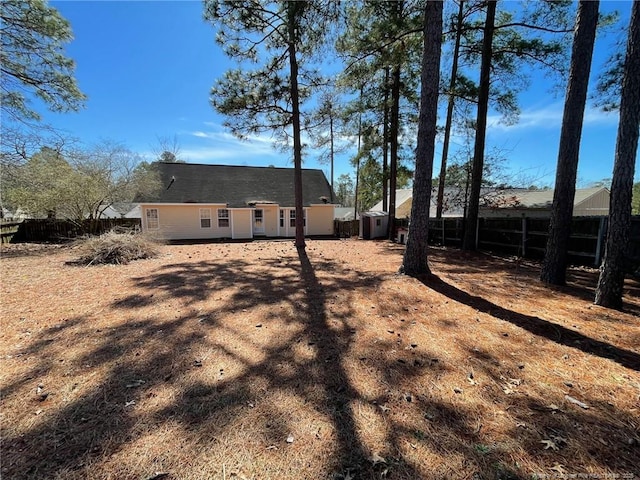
[205,0,334,144]
[337,0,422,165]
[3,147,77,218]
[0,0,85,121]
[334,173,354,207]
[4,143,161,220]
[633,182,640,215]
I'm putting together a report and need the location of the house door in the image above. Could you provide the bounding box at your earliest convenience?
[253,209,265,235]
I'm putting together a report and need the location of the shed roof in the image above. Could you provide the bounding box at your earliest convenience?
[139,162,333,208]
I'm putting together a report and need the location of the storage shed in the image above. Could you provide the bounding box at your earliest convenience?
[360,211,389,239]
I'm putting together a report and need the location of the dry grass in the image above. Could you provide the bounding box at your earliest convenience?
[1,239,638,480]
[72,230,161,265]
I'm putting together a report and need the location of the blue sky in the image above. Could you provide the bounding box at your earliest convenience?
[38,0,638,188]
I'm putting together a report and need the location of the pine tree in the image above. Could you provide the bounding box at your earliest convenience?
[204,0,335,249]
[402,0,443,276]
[540,1,599,285]
[595,0,640,309]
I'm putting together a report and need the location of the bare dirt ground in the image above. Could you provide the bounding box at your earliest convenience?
[1,239,639,480]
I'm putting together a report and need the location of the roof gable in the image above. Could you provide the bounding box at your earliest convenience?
[140,162,333,207]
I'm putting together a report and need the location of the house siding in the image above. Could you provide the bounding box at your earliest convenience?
[140,203,334,240]
[142,204,231,240]
[306,205,335,236]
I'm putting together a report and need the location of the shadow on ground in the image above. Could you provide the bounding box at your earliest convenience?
[3,243,639,479]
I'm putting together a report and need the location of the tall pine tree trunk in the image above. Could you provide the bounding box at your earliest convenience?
[388,64,400,239]
[382,67,390,213]
[436,0,464,219]
[595,0,640,309]
[540,1,599,284]
[462,0,496,251]
[402,0,443,276]
[287,2,305,249]
[329,113,334,203]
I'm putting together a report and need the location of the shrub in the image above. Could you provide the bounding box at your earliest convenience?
[74,230,161,265]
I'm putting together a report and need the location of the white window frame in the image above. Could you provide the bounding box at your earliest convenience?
[218,208,230,228]
[289,209,306,228]
[200,208,212,229]
[279,209,285,228]
[146,208,159,230]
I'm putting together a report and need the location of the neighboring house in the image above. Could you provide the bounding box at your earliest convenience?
[371,187,610,219]
[137,162,335,240]
[334,207,358,221]
[98,203,141,219]
[481,187,610,217]
[0,207,30,221]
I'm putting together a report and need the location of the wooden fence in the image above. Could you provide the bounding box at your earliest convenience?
[334,219,360,238]
[425,216,640,268]
[1,221,22,244]
[1,218,141,243]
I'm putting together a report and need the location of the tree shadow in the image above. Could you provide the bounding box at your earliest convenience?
[4,248,426,478]
[422,246,640,314]
[3,243,638,479]
[418,274,640,372]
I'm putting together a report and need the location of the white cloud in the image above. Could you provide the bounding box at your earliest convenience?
[180,123,282,163]
[487,103,618,133]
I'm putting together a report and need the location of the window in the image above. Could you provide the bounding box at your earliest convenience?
[279,209,285,228]
[218,209,229,228]
[376,218,381,227]
[200,208,211,228]
[146,208,159,230]
[254,209,263,227]
[289,209,306,228]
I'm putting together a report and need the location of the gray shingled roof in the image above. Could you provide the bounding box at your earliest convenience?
[142,162,333,208]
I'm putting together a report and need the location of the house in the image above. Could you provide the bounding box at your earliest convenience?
[137,162,335,240]
[98,203,141,219]
[481,187,610,217]
[371,187,610,219]
[334,207,358,221]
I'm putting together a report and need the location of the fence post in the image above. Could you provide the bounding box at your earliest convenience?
[595,216,607,267]
[521,216,527,258]
[441,218,445,246]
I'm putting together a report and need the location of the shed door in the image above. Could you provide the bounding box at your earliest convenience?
[362,216,371,239]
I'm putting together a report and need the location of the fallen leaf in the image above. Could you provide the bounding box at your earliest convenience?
[126,380,145,388]
[370,452,386,465]
[125,400,136,407]
[145,473,170,480]
[565,395,589,409]
[286,434,294,443]
[550,464,566,474]
[379,404,391,413]
[540,439,559,451]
